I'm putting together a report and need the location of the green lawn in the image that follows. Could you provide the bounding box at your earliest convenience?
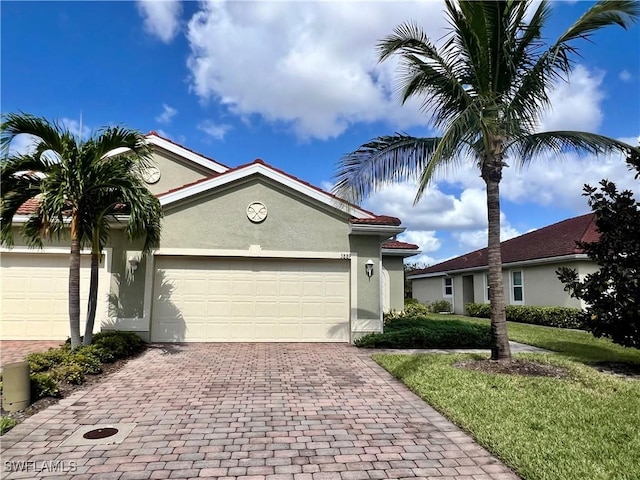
[374,316,640,480]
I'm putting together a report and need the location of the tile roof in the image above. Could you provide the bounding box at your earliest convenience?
[411,213,598,275]
[350,215,402,226]
[16,197,40,215]
[382,240,419,250]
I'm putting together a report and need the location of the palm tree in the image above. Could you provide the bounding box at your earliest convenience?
[1,113,163,348]
[334,0,640,360]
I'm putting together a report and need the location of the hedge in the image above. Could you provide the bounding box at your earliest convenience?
[355,316,491,349]
[465,303,584,329]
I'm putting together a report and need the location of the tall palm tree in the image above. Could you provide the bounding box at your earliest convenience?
[334,0,640,360]
[1,113,163,348]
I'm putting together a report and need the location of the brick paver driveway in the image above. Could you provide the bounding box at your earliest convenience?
[1,344,518,480]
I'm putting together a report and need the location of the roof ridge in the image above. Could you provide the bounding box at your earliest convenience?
[145,131,231,170]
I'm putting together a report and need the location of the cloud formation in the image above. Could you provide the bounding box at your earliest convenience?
[197,120,232,140]
[155,104,178,124]
[136,0,182,43]
[185,1,446,140]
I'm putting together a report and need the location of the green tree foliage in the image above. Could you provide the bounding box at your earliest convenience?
[557,175,640,348]
[333,0,640,360]
[1,113,163,348]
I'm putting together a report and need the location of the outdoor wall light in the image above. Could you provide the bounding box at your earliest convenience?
[365,259,374,278]
[128,256,140,271]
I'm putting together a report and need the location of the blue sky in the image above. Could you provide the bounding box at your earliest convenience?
[2,1,639,265]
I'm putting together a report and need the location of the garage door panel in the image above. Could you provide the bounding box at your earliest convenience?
[152,258,349,342]
[1,253,99,340]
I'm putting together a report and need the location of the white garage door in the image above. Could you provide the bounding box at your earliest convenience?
[152,257,350,342]
[1,253,101,340]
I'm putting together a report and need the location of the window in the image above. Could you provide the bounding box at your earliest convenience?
[443,277,453,297]
[512,271,524,303]
[484,274,490,302]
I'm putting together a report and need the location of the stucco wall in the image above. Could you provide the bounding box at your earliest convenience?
[414,260,597,312]
[161,178,352,252]
[382,256,405,312]
[350,236,382,336]
[145,149,214,196]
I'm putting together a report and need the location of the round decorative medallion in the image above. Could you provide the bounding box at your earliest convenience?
[141,166,161,184]
[246,201,268,223]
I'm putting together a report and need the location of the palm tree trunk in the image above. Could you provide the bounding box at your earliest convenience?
[83,251,100,346]
[482,146,512,361]
[69,228,82,349]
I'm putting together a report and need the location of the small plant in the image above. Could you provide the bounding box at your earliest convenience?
[52,364,85,385]
[92,331,145,361]
[27,349,67,373]
[430,300,452,313]
[0,416,17,435]
[30,373,60,400]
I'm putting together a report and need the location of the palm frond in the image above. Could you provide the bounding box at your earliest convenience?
[333,135,440,204]
[508,131,640,166]
[556,0,639,45]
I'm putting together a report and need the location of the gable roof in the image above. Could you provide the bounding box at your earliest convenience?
[146,132,230,174]
[157,158,389,223]
[409,213,598,278]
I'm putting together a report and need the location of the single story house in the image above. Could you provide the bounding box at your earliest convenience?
[1,132,419,343]
[408,214,599,314]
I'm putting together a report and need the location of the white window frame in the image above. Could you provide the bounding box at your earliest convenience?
[484,273,490,303]
[511,270,524,304]
[443,277,453,297]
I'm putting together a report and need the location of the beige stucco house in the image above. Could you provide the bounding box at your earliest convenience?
[408,214,599,314]
[1,133,419,343]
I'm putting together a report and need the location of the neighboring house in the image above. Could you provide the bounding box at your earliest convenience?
[408,214,600,314]
[0,132,419,343]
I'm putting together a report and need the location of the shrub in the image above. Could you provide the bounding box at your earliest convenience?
[355,317,491,349]
[68,347,102,375]
[51,364,85,385]
[430,300,452,313]
[92,331,145,361]
[30,373,60,400]
[27,349,67,373]
[0,416,16,435]
[464,303,584,329]
[404,298,419,305]
[384,301,432,325]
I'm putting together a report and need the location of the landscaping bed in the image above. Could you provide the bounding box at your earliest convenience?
[0,331,146,435]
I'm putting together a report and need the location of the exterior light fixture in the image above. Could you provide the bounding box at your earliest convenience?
[365,259,374,278]
[128,256,139,271]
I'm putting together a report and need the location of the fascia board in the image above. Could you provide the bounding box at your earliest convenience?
[146,136,229,174]
[159,162,375,219]
[349,224,405,236]
[382,248,422,257]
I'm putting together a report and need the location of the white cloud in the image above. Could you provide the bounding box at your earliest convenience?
[363,182,488,232]
[155,104,178,124]
[398,230,441,253]
[619,69,632,82]
[197,120,232,140]
[60,117,92,140]
[7,134,39,155]
[452,222,521,252]
[185,1,447,140]
[136,0,182,43]
[538,65,605,132]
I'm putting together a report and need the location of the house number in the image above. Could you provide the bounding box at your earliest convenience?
[341,253,351,260]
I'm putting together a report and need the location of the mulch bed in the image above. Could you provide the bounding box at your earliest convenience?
[455,358,569,379]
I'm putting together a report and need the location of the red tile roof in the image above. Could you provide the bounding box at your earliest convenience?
[350,215,402,226]
[16,197,40,215]
[412,213,598,275]
[382,240,419,250]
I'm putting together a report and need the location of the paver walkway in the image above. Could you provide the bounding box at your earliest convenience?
[1,340,64,368]
[1,344,519,479]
